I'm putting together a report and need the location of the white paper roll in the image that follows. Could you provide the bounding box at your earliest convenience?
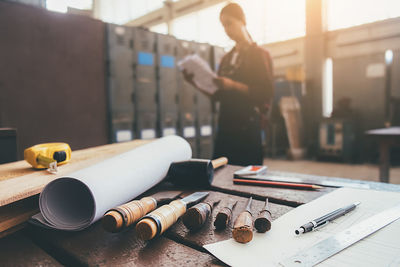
[31,135,192,230]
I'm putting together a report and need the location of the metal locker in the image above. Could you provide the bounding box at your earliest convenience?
[132,27,158,140]
[210,45,226,145]
[177,40,198,156]
[106,24,135,143]
[193,42,213,159]
[156,34,179,137]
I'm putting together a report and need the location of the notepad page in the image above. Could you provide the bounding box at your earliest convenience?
[204,187,400,267]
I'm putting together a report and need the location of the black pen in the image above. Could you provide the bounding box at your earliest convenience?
[295,202,360,235]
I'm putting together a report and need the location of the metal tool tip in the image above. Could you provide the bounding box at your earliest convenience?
[312,185,323,189]
[295,228,304,235]
[354,201,361,206]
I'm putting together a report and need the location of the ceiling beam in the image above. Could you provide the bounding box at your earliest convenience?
[125,0,226,28]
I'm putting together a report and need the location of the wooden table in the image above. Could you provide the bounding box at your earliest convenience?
[366,127,400,183]
[1,163,400,266]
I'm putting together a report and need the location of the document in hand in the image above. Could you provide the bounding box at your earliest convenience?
[178,54,218,95]
[29,136,192,231]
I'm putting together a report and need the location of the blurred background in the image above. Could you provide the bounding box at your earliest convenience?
[1,0,399,182]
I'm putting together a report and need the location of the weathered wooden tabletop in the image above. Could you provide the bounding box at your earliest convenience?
[1,164,400,266]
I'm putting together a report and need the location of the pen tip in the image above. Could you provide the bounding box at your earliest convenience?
[354,201,361,206]
[295,228,304,235]
[312,185,324,189]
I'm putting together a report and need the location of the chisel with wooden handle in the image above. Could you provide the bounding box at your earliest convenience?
[102,191,183,233]
[182,199,220,231]
[232,197,253,243]
[136,191,209,240]
[254,198,272,233]
[102,197,158,233]
[214,200,237,230]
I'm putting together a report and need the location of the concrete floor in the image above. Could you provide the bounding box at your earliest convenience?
[263,158,400,185]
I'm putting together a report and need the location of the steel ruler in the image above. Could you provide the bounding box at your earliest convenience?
[279,203,400,267]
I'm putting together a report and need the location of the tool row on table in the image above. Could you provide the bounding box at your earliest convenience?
[102,192,272,244]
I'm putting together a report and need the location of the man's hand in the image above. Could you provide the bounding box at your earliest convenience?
[182,69,196,87]
[182,69,213,97]
[213,76,249,94]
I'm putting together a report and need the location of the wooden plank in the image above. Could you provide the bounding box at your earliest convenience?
[0,195,39,236]
[0,232,61,266]
[0,139,150,206]
[211,165,333,206]
[25,221,223,266]
[165,191,293,250]
[0,222,27,239]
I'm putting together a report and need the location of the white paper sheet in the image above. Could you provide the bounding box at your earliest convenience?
[204,188,400,267]
[178,54,218,95]
[30,135,192,230]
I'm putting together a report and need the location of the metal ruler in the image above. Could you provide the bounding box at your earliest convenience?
[280,203,400,267]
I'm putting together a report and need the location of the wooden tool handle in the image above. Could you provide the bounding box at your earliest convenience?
[136,199,186,240]
[232,211,253,243]
[254,210,272,233]
[211,157,228,169]
[254,199,272,233]
[214,207,233,230]
[102,197,157,233]
[182,202,212,231]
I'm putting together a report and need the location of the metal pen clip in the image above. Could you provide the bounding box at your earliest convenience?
[313,220,329,231]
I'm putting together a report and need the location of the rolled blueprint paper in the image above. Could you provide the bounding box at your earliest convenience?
[31,135,192,231]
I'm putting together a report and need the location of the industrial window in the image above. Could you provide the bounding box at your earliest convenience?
[323,58,333,117]
[86,0,165,24]
[236,0,306,44]
[171,2,231,47]
[46,0,92,13]
[325,0,400,31]
[150,23,168,35]
[171,0,306,48]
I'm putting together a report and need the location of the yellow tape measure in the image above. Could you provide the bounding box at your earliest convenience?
[24,143,71,172]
